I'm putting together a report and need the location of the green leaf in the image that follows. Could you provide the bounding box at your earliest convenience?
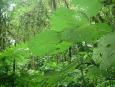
[28,30,61,56]
[61,23,111,43]
[93,32,115,69]
[50,7,77,31]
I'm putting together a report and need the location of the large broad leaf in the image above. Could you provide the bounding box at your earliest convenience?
[61,23,111,43]
[28,30,71,56]
[28,30,60,56]
[71,0,102,17]
[50,7,90,32]
[50,7,78,31]
[93,32,115,69]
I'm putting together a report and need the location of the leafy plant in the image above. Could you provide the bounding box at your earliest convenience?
[0,0,115,87]
[28,7,111,57]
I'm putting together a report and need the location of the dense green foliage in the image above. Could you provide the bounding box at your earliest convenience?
[0,0,115,87]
